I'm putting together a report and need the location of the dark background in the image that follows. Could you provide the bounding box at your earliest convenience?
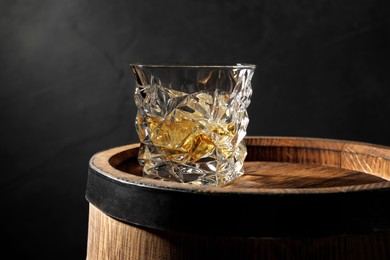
[1,0,390,258]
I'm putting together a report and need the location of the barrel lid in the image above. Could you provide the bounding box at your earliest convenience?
[86,136,390,237]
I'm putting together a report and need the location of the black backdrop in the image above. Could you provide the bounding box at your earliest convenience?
[1,0,390,258]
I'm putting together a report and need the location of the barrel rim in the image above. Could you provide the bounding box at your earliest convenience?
[86,136,390,237]
[89,136,390,195]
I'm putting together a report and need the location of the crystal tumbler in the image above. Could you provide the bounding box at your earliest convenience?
[131,64,255,186]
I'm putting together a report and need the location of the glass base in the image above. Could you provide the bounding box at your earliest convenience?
[138,140,247,186]
[141,162,244,186]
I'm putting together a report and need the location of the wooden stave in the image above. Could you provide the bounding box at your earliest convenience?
[87,204,390,260]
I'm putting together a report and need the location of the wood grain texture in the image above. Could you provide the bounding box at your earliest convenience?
[87,204,390,260]
[230,161,385,189]
[244,136,390,181]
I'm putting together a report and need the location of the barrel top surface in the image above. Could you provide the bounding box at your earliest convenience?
[86,136,390,237]
[90,136,390,194]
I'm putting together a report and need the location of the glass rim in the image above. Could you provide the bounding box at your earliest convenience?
[130,63,256,69]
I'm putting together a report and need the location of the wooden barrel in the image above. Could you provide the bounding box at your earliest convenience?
[85,136,390,259]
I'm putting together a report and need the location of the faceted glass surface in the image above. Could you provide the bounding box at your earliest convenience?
[131,64,255,186]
